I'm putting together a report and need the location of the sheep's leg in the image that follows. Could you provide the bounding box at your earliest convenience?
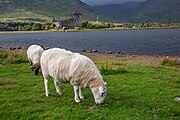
[73,85,80,103]
[30,60,33,67]
[44,78,50,97]
[28,59,33,71]
[54,80,62,95]
[79,86,84,100]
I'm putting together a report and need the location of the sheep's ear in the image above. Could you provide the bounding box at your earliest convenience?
[104,82,107,86]
[41,46,45,50]
[91,88,96,94]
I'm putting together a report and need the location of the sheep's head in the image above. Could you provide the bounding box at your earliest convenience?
[91,83,107,104]
[32,63,40,75]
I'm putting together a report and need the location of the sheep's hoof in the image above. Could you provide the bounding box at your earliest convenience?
[57,92,62,96]
[46,94,50,97]
[75,99,80,103]
[80,96,84,100]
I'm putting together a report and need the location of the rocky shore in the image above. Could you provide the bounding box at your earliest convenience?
[1,47,180,67]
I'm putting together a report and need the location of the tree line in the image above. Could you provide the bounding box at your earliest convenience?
[0,22,54,31]
[82,21,180,29]
[0,21,180,31]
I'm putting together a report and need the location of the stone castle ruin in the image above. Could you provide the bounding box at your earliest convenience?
[52,12,82,30]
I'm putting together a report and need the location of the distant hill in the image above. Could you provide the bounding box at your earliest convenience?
[0,0,112,22]
[94,0,180,23]
[94,1,141,22]
[1,0,179,23]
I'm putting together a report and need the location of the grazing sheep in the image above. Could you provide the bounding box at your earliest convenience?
[40,48,107,104]
[27,45,45,75]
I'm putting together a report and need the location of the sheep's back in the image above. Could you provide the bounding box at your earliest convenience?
[40,48,74,79]
[57,54,101,86]
[41,48,103,87]
[27,45,44,64]
[70,55,103,87]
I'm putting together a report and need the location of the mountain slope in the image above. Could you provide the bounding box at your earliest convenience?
[132,0,180,23]
[0,0,111,22]
[94,0,180,23]
[94,1,141,22]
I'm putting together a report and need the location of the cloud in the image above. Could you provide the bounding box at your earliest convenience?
[81,0,146,6]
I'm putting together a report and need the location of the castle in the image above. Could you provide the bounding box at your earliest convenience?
[52,12,82,30]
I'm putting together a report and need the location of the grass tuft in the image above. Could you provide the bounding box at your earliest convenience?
[100,62,128,75]
[0,49,28,64]
[161,58,180,66]
[100,66,128,75]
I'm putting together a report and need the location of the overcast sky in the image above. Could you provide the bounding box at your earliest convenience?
[81,0,146,6]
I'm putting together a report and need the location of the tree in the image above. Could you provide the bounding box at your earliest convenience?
[82,21,89,28]
[31,23,42,31]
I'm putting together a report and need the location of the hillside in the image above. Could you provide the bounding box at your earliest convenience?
[132,0,180,23]
[0,0,111,22]
[94,1,141,22]
[1,0,179,23]
[94,0,180,23]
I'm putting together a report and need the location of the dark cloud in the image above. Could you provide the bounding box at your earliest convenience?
[81,0,146,6]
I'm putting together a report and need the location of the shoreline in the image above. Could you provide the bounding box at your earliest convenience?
[1,48,179,67]
[0,47,179,57]
[82,52,180,66]
[0,27,180,34]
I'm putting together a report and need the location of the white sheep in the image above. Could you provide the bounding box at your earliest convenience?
[40,48,107,104]
[27,45,45,75]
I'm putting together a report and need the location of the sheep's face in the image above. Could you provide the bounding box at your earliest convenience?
[92,84,107,104]
[32,63,40,75]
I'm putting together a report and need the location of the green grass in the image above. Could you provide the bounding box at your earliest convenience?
[0,49,180,120]
[0,49,28,64]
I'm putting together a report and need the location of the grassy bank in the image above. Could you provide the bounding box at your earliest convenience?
[0,49,179,120]
[1,20,180,33]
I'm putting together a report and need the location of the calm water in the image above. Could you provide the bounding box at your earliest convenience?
[0,29,180,56]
